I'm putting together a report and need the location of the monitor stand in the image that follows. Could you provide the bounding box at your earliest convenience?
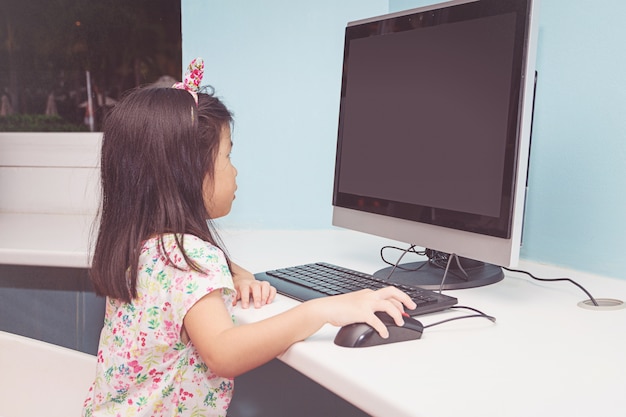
[372,250,504,290]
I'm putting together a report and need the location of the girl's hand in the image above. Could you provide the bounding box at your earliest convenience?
[316,287,417,338]
[231,262,277,308]
[185,280,414,377]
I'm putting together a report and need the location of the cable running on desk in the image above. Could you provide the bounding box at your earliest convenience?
[255,262,458,317]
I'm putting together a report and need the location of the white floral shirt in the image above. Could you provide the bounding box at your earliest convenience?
[82,234,236,417]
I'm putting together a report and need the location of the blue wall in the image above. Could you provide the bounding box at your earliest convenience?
[182,0,387,229]
[182,0,626,280]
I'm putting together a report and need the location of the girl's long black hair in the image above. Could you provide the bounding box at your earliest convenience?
[90,87,233,303]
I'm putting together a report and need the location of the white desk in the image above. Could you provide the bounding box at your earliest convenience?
[223,229,626,417]
[2,215,626,417]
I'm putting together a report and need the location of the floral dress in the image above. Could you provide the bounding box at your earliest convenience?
[82,234,236,417]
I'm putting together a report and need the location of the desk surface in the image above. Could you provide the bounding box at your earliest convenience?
[225,229,626,417]
[2,213,626,417]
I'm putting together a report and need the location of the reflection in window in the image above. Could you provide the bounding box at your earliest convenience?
[0,0,181,132]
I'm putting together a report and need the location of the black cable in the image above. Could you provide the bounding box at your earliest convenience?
[451,305,496,318]
[381,244,461,294]
[380,245,421,281]
[380,245,471,290]
[503,266,599,306]
[423,305,496,329]
[382,245,600,307]
[380,245,427,270]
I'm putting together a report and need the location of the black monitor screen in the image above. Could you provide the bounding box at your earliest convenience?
[334,0,532,239]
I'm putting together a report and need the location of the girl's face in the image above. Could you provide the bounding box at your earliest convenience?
[203,125,238,218]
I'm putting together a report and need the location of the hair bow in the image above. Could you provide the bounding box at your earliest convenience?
[172,57,204,104]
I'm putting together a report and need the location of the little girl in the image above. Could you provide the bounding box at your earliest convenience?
[82,58,415,417]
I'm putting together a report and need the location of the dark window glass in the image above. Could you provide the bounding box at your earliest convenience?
[0,0,182,131]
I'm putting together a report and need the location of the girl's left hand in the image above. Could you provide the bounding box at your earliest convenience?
[231,262,277,308]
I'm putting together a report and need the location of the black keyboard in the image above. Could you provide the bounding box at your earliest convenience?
[255,262,458,317]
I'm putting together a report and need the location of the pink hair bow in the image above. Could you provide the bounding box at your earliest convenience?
[172,57,204,104]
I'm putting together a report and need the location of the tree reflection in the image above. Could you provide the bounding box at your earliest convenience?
[0,0,181,131]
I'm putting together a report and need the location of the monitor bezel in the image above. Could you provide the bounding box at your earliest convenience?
[332,0,539,268]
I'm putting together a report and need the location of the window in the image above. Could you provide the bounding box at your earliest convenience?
[0,0,181,132]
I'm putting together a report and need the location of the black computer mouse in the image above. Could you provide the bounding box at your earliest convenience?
[334,311,423,348]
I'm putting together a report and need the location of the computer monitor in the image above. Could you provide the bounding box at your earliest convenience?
[332,0,539,290]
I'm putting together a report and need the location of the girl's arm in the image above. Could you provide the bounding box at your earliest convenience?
[230,261,277,308]
[184,287,416,378]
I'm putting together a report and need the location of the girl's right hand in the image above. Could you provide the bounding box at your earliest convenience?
[185,285,416,378]
[313,287,417,339]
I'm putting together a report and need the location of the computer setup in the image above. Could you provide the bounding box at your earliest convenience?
[255,0,541,336]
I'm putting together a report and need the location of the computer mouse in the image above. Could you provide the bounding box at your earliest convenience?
[334,311,423,348]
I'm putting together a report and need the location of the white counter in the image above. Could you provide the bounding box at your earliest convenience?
[0,213,94,268]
